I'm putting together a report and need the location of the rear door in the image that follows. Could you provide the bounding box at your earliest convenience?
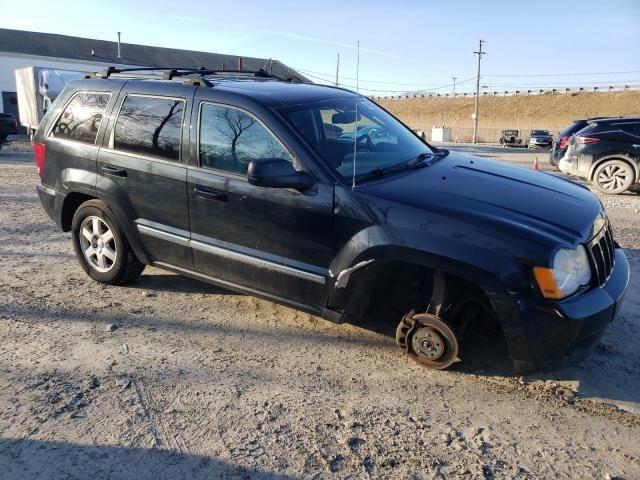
[41,89,115,191]
[97,84,194,268]
[187,100,334,308]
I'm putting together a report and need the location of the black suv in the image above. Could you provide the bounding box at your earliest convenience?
[549,117,612,167]
[34,67,629,373]
[559,117,640,194]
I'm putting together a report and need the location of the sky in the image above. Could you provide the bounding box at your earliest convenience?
[1,0,639,95]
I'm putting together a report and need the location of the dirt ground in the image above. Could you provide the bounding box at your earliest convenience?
[0,141,639,479]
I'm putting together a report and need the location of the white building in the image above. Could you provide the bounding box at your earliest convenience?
[0,28,302,127]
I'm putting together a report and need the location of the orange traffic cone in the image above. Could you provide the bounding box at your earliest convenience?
[533,157,539,171]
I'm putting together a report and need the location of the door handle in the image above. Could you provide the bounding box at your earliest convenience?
[194,186,227,202]
[102,165,127,178]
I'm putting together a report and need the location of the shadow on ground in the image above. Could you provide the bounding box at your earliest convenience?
[0,437,295,480]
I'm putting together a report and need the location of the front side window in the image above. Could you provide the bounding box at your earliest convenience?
[52,92,110,144]
[280,97,432,182]
[199,104,292,174]
[114,95,184,161]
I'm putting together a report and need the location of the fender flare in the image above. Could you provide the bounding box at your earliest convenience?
[327,226,512,312]
[58,175,151,265]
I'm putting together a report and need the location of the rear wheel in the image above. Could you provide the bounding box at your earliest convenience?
[593,160,634,195]
[71,200,145,284]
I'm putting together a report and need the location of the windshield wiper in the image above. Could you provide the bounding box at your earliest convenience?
[360,152,433,181]
[407,152,432,166]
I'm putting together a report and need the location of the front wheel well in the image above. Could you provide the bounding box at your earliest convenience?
[61,192,96,231]
[344,260,502,342]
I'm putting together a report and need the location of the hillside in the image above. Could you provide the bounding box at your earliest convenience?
[378,91,640,143]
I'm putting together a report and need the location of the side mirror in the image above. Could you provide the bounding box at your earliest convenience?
[247,158,314,190]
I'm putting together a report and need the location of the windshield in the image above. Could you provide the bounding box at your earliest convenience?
[279,97,432,182]
[531,130,550,135]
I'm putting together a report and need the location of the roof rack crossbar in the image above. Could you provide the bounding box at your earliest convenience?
[91,66,279,80]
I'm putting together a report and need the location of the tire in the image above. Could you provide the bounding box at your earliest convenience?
[71,199,145,284]
[592,160,635,195]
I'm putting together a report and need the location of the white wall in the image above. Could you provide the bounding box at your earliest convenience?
[0,52,136,112]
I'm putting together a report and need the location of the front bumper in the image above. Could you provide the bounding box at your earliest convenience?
[529,140,552,148]
[497,248,629,373]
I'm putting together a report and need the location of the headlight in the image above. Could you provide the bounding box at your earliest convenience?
[534,245,591,299]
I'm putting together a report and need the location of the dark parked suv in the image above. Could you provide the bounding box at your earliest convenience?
[559,117,640,194]
[0,112,18,151]
[549,117,612,167]
[34,67,629,373]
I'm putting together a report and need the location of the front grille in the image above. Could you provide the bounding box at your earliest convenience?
[587,222,615,287]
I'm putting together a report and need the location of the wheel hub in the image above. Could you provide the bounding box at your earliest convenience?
[396,312,460,370]
[412,328,445,360]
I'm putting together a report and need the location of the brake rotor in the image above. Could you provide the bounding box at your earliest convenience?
[396,312,459,370]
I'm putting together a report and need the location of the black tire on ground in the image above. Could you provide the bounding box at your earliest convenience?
[592,159,635,195]
[71,199,145,284]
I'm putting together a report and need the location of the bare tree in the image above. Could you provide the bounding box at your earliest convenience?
[151,100,182,153]
[212,108,256,163]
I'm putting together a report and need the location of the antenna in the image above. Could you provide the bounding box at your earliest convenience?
[117,32,122,59]
[352,40,360,189]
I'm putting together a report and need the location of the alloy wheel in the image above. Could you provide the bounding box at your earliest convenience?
[79,216,117,273]
[596,162,633,194]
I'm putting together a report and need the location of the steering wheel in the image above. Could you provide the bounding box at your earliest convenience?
[356,133,372,150]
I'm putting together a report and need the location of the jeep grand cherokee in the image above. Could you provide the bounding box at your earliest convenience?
[34,67,629,372]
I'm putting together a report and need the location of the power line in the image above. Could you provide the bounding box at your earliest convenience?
[483,70,640,77]
[297,64,639,94]
[482,80,640,87]
[299,69,476,93]
[296,67,472,87]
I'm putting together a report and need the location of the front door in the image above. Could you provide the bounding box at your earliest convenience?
[188,102,334,308]
[97,89,193,268]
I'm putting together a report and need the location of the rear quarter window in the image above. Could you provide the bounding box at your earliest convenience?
[113,95,185,161]
[615,123,640,137]
[51,92,111,144]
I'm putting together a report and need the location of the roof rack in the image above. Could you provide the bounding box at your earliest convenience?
[83,66,302,86]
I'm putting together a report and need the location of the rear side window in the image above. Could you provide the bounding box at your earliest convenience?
[114,95,184,161]
[558,121,586,138]
[199,104,292,174]
[616,123,640,137]
[52,92,111,144]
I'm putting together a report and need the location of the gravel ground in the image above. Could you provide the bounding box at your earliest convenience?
[0,142,638,479]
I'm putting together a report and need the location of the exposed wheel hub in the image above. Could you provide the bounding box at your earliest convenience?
[396,312,459,369]
[412,328,445,360]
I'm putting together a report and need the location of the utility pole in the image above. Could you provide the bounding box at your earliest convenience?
[335,53,340,86]
[452,76,458,97]
[472,39,486,144]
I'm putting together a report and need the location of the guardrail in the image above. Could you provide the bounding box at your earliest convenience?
[372,84,640,101]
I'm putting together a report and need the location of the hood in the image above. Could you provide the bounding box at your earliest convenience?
[356,152,602,245]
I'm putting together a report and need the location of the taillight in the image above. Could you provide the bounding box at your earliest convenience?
[577,136,600,144]
[33,142,46,178]
[559,135,570,149]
